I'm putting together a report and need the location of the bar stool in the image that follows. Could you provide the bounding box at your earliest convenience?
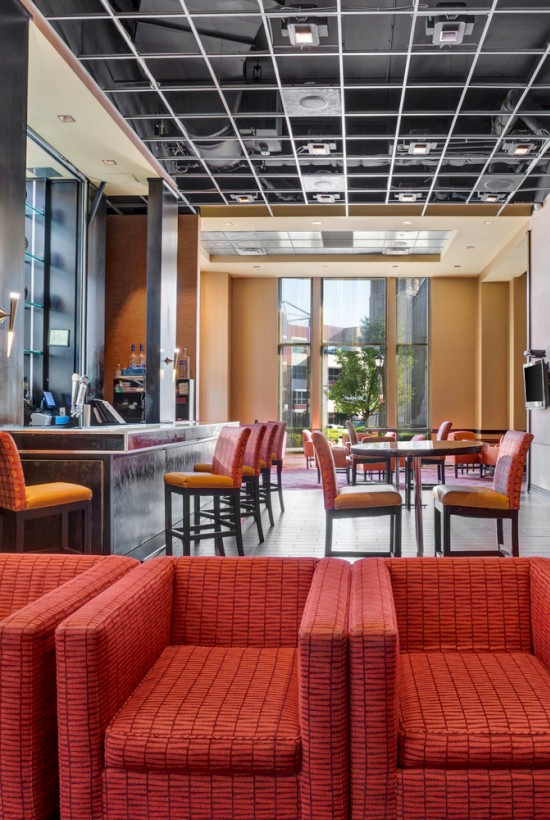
[164,426,251,556]
[267,420,287,511]
[258,422,278,527]
[0,432,92,554]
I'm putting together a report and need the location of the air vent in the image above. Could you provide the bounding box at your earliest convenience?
[474,174,522,194]
[281,87,342,117]
[237,247,265,256]
[426,3,474,46]
[303,174,346,192]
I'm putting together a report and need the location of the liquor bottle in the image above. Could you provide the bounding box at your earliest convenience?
[178,348,190,380]
[114,363,122,378]
[129,344,138,369]
[138,343,146,368]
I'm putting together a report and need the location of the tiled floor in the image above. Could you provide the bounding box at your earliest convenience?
[170,473,550,560]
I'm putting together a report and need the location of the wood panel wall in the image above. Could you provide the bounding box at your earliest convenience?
[177,215,201,415]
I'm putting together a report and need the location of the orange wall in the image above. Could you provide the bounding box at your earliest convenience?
[230,277,279,423]
[510,274,527,431]
[200,271,231,422]
[477,281,510,431]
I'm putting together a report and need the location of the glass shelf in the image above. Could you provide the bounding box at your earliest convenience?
[24,349,43,356]
[25,250,45,263]
[24,299,44,309]
[25,202,45,217]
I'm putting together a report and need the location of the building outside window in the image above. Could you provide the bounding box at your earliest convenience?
[396,278,429,431]
[279,279,311,448]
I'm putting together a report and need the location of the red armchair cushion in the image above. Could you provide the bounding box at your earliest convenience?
[399,651,550,768]
[105,645,300,776]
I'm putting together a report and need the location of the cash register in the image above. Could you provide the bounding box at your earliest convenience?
[30,391,70,426]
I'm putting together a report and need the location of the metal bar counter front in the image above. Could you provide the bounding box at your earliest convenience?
[6,423,228,560]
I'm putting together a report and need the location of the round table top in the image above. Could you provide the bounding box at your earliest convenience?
[350,439,484,457]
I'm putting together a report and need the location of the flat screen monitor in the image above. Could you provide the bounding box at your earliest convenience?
[523,359,549,410]
[42,391,56,410]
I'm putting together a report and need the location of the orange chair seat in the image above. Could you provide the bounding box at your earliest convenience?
[434,484,509,509]
[259,459,268,469]
[104,644,300,775]
[193,463,212,473]
[334,484,401,510]
[164,473,234,489]
[241,465,255,477]
[399,651,550,769]
[24,482,92,511]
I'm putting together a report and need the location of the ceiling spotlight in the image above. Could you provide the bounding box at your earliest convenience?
[507,142,535,157]
[396,192,419,203]
[385,248,409,256]
[231,194,257,204]
[102,159,117,166]
[307,142,336,156]
[484,220,494,225]
[282,16,328,47]
[237,247,265,256]
[312,221,322,225]
[403,220,413,225]
[478,192,502,203]
[314,193,339,203]
[426,7,474,47]
[57,114,75,123]
[259,142,270,157]
[408,142,437,156]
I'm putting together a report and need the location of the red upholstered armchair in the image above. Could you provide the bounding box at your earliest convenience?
[350,557,550,820]
[0,554,137,820]
[56,556,351,820]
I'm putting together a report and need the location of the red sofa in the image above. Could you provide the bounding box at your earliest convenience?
[0,553,137,820]
[56,556,350,820]
[350,557,550,820]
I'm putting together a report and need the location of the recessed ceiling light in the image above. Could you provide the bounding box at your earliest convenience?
[299,94,329,111]
[392,265,399,269]
[403,220,413,225]
[484,220,494,225]
[506,142,534,157]
[224,222,233,227]
[312,221,322,225]
[231,194,257,204]
[102,159,117,166]
[384,248,409,256]
[253,265,261,269]
[478,192,503,203]
[282,19,328,47]
[57,114,75,123]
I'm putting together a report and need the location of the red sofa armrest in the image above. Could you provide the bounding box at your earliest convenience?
[349,559,399,820]
[531,558,550,672]
[56,558,174,820]
[299,557,351,820]
[0,555,136,820]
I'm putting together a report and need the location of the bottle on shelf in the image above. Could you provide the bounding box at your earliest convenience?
[138,343,146,368]
[178,347,190,380]
[115,363,122,378]
[129,344,138,369]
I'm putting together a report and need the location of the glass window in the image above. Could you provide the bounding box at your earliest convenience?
[279,279,311,448]
[323,278,385,345]
[396,279,429,429]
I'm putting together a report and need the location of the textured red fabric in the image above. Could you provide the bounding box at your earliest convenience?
[312,431,338,509]
[102,769,301,819]
[349,559,399,820]
[58,556,349,820]
[171,556,317,647]
[0,431,26,511]
[243,423,267,475]
[105,645,299,774]
[259,423,278,469]
[530,558,550,674]
[0,555,136,820]
[56,558,174,820]
[397,769,550,820]
[388,558,532,653]
[210,425,251,486]
[299,558,350,820]
[492,430,533,509]
[399,651,550,768]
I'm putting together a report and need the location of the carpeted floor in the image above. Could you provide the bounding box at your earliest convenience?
[282,453,494,491]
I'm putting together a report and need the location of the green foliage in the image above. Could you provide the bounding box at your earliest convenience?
[397,347,415,425]
[327,347,383,423]
[323,427,344,443]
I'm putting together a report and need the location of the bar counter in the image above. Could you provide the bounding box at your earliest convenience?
[5,422,228,559]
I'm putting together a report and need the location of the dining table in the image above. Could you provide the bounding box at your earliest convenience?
[350,439,484,556]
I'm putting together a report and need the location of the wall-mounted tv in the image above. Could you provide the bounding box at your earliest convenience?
[523,359,549,410]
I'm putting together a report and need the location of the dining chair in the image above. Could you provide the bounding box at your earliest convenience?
[267,420,287,511]
[164,425,251,556]
[344,422,395,485]
[420,419,452,484]
[433,429,534,556]
[312,431,401,558]
[447,430,482,477]
[0,431,92,554]
[302,428,315,468]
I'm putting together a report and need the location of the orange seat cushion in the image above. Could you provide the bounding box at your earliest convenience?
[334,484,401,509]
[165,472,234,489]
[399,652,550,769]
[105,645,300,775]
[241,465,255,477]
[193,463,212,473]
[24,482,92,511]
[434,484,509,509]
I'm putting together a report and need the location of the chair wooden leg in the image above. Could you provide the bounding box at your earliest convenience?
[164,486,173,556]
[253,479,264,544]
[496,518,504,549]
[441,462,446,484]
[83,503,92,554]
[182,493,191,556]
[511,512,519,557]
[233,495,245,556]
[317,466,320,483]
[394,506,402,557]
[193,495,201,544]
[61,511,69,552]
[15,513,25,553]
[276,462,284,512]
[434,503,441,554]
[443,508,451,556]
[455,465,458,479]
[263,471,275,527]
[325,512,333,557]
[390,511,394,552]
[405,459,411,511]
[213,496,225,556]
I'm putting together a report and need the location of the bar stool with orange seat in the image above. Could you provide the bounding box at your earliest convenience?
[0,431,92,554]
[433,429,534,557]
[313,431,402,558]
[258,421,278,528]
[164,425,251,557]
[268,419,287,511]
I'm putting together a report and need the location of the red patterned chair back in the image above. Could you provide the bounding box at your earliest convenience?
[312,431,338,510]
[436,420,452,441]
[243,423,267,476]
[268,421,287,461]
[449,430,476,441]
[211,426,251,487]
[259,423,278,469]
[302,429,315,458]
[0,432,26,512]
[493,430,534,510]
[345,420,359,445]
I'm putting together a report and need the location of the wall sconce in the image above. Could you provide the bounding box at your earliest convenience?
[0,292,20,356]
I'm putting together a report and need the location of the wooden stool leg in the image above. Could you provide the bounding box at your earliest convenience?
[390,511,394,553]
[434,503,441,555]
[253,479,264,544]
[164,486,173,556]
[262,470,274,528]
[511,512,519,557]
[15,513,25,553]
[213,496,225,556]
[443,509,451,556]
[325,512,333,557]
[496,518,504,549]
[276,462,284,512]
[232,494,244,556]
[61,511,69,552]
[193,495,201,544]
[182,494,191,556]
[83,502,92,554]
[394,506,402,558]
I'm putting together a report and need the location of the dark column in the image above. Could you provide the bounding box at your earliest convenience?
[0,1,29,424]
[145,179,178,423]
[85,186,107,397]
